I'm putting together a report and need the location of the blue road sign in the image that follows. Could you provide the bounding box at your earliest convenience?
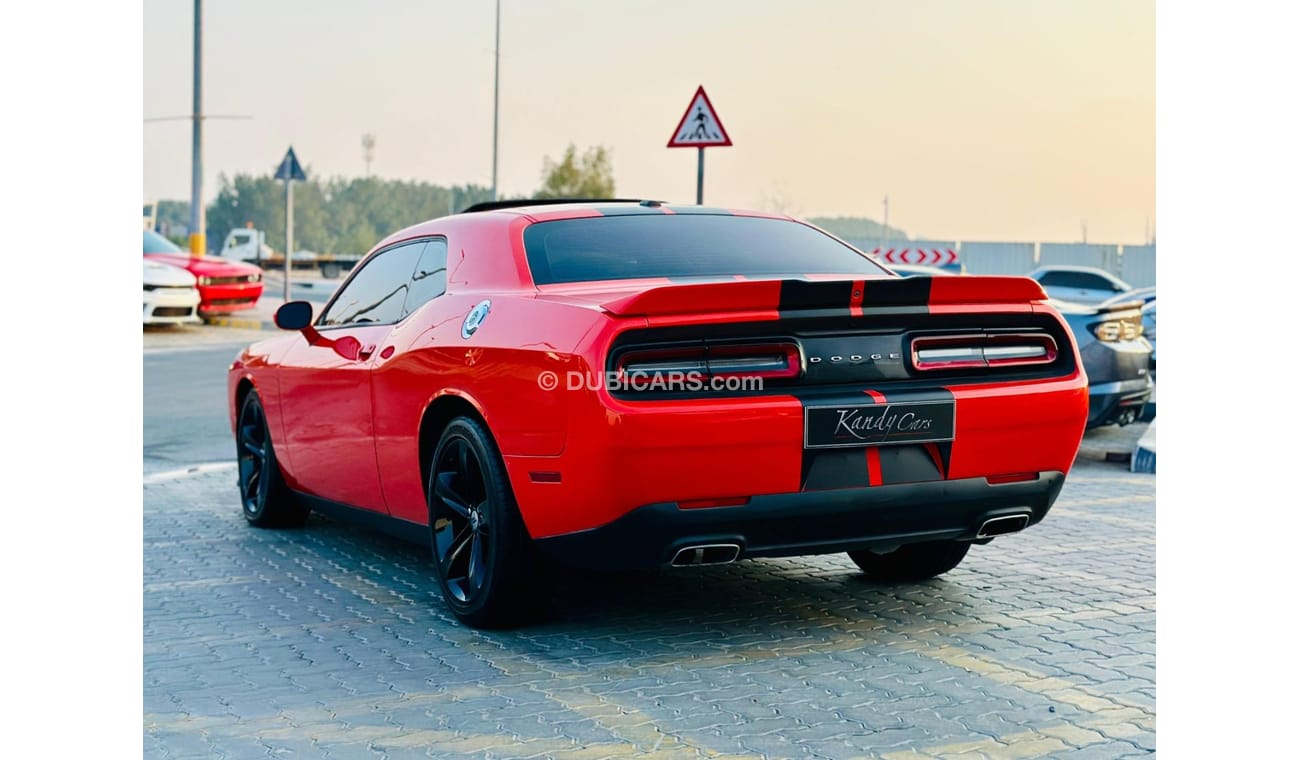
[274,147,307,182]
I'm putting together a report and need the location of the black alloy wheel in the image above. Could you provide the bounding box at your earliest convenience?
[236,390,309,528]
[428,417,538,628]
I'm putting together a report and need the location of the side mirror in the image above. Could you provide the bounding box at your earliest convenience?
[275,301,314,331]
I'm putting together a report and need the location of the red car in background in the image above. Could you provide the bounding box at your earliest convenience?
[228,200,1088,628]
[144,230,263,314]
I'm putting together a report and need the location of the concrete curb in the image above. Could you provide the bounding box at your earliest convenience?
[1131,418,1156,474]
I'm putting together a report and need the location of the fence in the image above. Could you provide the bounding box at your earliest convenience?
[847,239,1156,287]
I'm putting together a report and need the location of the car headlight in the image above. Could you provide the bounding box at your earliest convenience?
[1091,317,1144,342]
[197,276,212,286]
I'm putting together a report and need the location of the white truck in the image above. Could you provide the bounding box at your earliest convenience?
[215,229,362,279]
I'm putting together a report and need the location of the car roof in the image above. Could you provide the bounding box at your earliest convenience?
[462,200,789,221]
[1030,264,1117,274]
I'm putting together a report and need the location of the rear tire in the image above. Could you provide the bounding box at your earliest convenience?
[236,390,309,528]
[848,540,970,582]
[427,417,539,628]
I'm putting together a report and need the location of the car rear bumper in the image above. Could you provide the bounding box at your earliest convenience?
[534,471,1066,569]
[504,375,1089,541]
[1087,377,1152,427]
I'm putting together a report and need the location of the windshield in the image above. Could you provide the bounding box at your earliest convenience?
[144,229,182,254]
[522,214,889,285]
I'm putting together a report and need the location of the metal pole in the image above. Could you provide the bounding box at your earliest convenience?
[881,195,889,249]
[284,179,293,302]
[490,0,500,201]
[696,147,704,205]
[189,0,205,255]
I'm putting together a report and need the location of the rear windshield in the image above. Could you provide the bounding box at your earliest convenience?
[522,214,888,285]
[144,230,182,254]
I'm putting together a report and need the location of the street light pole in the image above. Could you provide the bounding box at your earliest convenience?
[189,0,205,256]
[881,195,889,250]
[284,178,293,302]
[490,0,500,201]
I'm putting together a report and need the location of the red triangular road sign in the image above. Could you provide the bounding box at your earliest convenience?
[667,86,732,148]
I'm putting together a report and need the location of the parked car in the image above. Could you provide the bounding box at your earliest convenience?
[228,200,1088,628]
[1052,298,1152,427]
[144,230,264,315]
[885,264,956,277]
[1028,265,1131,305]
[143,260,201,325]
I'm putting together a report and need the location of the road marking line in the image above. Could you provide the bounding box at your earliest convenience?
[892,642,1154,727]
[882,724,1110,759]
[143,462,236,484]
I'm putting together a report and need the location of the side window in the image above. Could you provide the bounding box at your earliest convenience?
[319,242,425,326]
[1071,272,1114,290]
[404,238,448,317]
[1038,271,1070,287]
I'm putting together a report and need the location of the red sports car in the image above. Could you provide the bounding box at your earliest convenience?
[228,200,1088,627]
[145,230,264,315]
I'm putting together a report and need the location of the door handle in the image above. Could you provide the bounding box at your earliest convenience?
[358,344,376,360]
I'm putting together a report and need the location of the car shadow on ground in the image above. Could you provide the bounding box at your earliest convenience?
[244,502,1013,662]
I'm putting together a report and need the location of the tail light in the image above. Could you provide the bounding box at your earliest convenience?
[616,342,801,384]
[911,333,1058,371]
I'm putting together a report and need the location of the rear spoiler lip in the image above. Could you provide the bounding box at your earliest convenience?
[599,276,1049,317]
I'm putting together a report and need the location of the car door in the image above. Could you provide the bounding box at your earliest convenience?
[275,240,427,512]
[370,238,450,523]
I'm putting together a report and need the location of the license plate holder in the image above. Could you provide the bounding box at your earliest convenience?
[804,400,956,449]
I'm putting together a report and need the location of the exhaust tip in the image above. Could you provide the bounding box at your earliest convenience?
[976,514,1030,539]
[670,543,741,567]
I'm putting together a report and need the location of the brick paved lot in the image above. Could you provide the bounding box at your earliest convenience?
[144,460,1154,759]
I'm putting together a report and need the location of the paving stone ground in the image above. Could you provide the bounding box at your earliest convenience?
[144,458,1154,759]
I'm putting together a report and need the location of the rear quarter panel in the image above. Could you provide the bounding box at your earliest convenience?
[369,293,617,524]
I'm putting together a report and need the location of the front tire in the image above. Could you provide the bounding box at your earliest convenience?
[236,390,309,528]
[427,417,538,628]
[848,540,970,582]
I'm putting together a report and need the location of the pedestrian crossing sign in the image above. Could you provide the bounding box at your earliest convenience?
[667,86,733,148]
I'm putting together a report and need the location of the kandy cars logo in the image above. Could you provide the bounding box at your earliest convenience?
[804,400,955,448]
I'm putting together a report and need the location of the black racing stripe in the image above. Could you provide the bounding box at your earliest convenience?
[801,448,870,492]
[877,445,944,486]
[864,276,933,307]
[789,386,877,492]
[873,386,955,483]
[932,442,953,476]
[779,280,855,318]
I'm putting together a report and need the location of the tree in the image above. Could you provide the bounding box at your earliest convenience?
[535,144,615,199]
[808,216,908,243]
[204,173,492,256]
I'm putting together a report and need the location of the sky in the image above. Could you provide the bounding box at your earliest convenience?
[143,0,1154,243]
